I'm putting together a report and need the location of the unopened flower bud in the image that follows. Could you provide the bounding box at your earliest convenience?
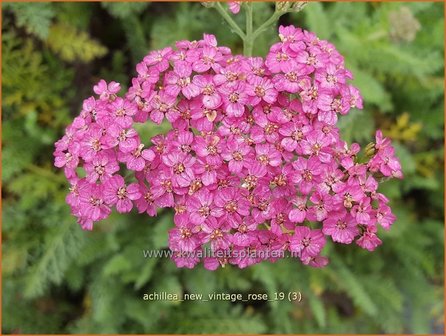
[365,142,376,157]
[291,1,308,12]
[276,1,292,13]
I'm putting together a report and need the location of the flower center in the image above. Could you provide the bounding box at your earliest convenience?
[91,139,101,152]
[210,229,223,240]
[117,186,127,200]
[285,71,297,82]
[224,200,238,213]
[242,175,258,189]
[203,84,215,95]
[206,145,217,155]
[232,151,243,161]
[326,74,337,84]
[302,237,311,247]
[174,163,185,174]
[254,86,265,97]
[292,130,303,141]
[181,228,192,239]
[144,191,154,203]
[198,205,210,217]
[188,179,203,195]
[336,220,347,230]
[229,92,239,103]
[115,108,126,117]
[89,196,102,207]
[118,130,128,142]
[161,179,173,193]
[264,123,278,135]
[303,169,313,181]
[94,164,105,176]
[133,144,145,158]
[343,193,353,208]
[312,143,322,154]
[276,52,289,61]
[258,154,269,165]
[178,77,190,88]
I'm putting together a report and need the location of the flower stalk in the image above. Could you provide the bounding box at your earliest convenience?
[214,1,308,56]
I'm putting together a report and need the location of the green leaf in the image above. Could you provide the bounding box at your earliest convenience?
[103,254,132,277]
[134,258,158,290]
[23,223,86,298]
[348,65,393,112]
[151,212,173,249]
[101,2,149,19]
[46,23,107,62]
[308,293,326,328]
[4,2,55,39]
[302,2,331,39]
[331,256,378,316]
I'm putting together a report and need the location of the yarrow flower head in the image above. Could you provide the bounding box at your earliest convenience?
[54,25,402,270]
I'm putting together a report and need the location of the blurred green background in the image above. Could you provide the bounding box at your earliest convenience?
[2,2,444,334]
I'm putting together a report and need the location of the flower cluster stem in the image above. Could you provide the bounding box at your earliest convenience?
[244,2,254,56]
[214,2,308,57]
[215,2,246,40]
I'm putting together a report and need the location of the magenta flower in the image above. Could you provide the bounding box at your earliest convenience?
[301,130,332,163]
[119,142,155,172]
[78,183,111,222]
[289,196,308,223]
[255,143,281,167]
[298,77,321,114]
[273,61,306,93]
[213,187,250,222]
[84,153,119,183]
[192,133,223,165]
[265,43,293,73]
[162,151,196,187]
[247,76,278,105]
[149,91,176,125]
[292,157,323,194]
[290,226,326,261]
[315,63,347,90]
[107,98,137,128]
[333,180,365,209]
[93,79,120,101]
[193,75,222,109]
[168,214,202,252]
[221,137,252,174]
[219,81,249,117]
[374,202,396,229]
[351,198,373,224]
[356,226,382,251]
[165,61,200,99]
[323,211,359,244]
[279,120,310,153]
[103,175,141,213]
[231,217,257,246]
[105,123,139,153]
[186,189,216,224]
[143,47,172,72]
[202,216,231,250]
[135,183,157,216]
[228,1,241,14]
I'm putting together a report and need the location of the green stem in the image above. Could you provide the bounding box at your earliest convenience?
[214,2,245,40]
[244,2,254,56]
[252,9,283,40]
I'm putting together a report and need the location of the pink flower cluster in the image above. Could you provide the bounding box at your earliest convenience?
[54,25,402,270]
